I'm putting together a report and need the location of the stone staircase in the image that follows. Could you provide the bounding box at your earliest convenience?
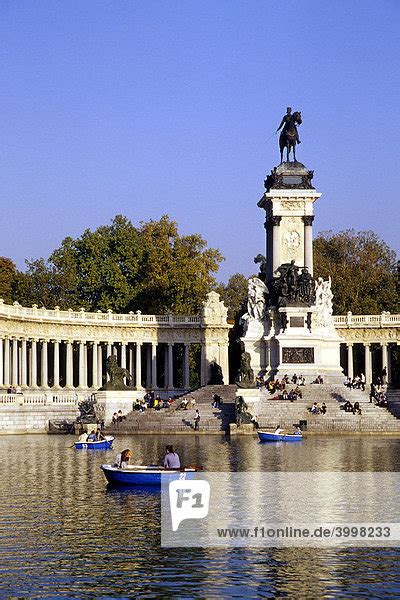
[108,385,237,435]
[252,384,400,434]
[387,389,400,419]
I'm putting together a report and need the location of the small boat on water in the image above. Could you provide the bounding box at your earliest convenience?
[75,436,114,450]
[258,431,303,443]
[101,464,200,486]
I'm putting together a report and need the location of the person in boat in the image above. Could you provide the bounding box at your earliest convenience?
[274,425,284,435]
[78,431,88,442]
[95,428,105,441]
[293,426,302,435]
[87,430,97,441]
[112,449,132,469]
[163,445,181,469]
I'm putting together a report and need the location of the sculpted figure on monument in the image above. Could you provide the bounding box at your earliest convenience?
[245,277,269,320]
[254,254,267,281]
[100,355,132,390]
[276,107,302,164]
[271,262,314,307]
[314,276,335,329]
[236,352,255,388]
[208,360,224,385]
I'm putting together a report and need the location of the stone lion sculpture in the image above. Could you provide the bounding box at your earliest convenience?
[100,355,132,391]
[236,351,255,388]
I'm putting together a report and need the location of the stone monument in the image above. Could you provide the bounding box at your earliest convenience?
[240,109,343,387]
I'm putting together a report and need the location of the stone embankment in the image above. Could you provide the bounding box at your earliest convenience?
[108,385,237,435]
[248,384,400,434]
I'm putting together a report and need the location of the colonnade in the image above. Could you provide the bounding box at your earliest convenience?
[0,337,195,391]
[343,341,397,385]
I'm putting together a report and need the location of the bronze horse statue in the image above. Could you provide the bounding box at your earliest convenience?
[279,111,302,163]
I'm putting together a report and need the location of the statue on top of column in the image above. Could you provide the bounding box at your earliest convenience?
[276,106,302,164]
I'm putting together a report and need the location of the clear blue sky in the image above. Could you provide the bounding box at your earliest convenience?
[1,0,399,282]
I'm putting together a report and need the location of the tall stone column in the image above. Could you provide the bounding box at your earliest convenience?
[381,343,388,383]
[41,340,48,388]
[97,344,103,388]
[200,343,207,386]
[347,343,354,380]
[388,346,392,385]
[183,343,190,389]
[21,339,27,388]
[146,344,152,388]
[78,342,85,388]
[271,216,282,273]
[91,342,98,389]
[3,338,10,386]
[151,343,157,389]
[167,343,174,389]
[364,343,372,385]
[53,341,60,389]
[302,215,314,274]
[65,341,73,388]
[121,342,127,383]
[136,342,143,389]
[0,338,3,387]
[12,338,18,386]
[30,340,37,387]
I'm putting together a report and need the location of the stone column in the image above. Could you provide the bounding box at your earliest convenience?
[97,344,103,388]
[65,341,73,388]
[41,340,48,388]
[387,344,393,387]
[0,338,3,387]
[167,343,174,388]
[21,339,27,388]
[12,338,18,386]
[121,342,127,383]
[151,343,157,389]
[302,215,314,274]
[136,342,143,389]
[129,344,135,387]
[183,343,190,389]
[91,342,98,389]
[271,216,282,273]
[3,338,10,387]
[78,342,85,388]
[347,343,354,380]
[364,343,372,385]
[53,341,60,389]
[381,343,388,384]
[200,343,207,386]
[30,340,37,387]
[146,345,152,388]
[106,343,112,381]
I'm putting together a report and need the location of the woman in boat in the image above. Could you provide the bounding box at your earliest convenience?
[274,425,284,435]
[163,445,181,469]
[120,449,132,468]
[87,430,97,441]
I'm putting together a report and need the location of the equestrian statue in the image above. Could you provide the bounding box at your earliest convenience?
[276,106,302,163]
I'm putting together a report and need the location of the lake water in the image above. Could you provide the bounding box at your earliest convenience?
[0,434,400,598]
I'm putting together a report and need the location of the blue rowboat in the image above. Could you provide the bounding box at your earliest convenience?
[258,431,303,443]
[75,436,114,450]
[101,464,198,487]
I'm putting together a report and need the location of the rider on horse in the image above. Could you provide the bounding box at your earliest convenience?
[276,107,301,144]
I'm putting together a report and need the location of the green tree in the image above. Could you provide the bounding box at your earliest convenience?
[0,257,18,303]
[215,273,248,322]
[313,230,399,315]
[16,215,223,314]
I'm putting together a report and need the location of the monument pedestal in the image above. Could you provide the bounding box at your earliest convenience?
[96,390,145,424]
[241,159,344,385]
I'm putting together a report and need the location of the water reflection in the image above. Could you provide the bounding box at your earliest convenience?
[0,434,399,597]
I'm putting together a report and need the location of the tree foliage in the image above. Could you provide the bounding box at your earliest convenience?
[0,257,18,304]
[11,215,224,314]
[313,230,399,315]
[215,273,248,322]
